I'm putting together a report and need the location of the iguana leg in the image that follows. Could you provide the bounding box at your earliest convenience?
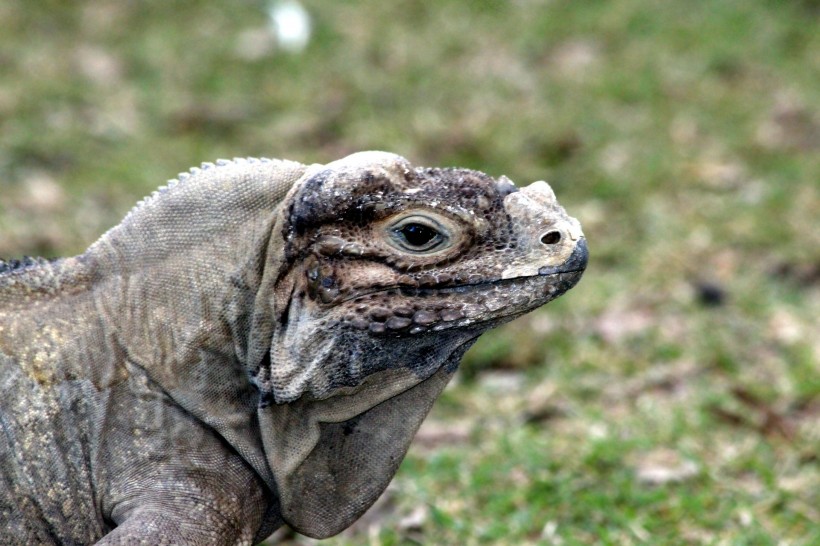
[98,509,254,545]
[98,466,269,546]
[97,511,239,545]
[96,366,273,545]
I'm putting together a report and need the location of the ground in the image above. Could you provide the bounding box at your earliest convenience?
[0,1,817,544]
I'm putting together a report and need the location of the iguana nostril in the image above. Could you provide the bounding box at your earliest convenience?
[541,231,562,245]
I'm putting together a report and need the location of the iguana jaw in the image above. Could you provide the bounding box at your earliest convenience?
[331,267,585,336]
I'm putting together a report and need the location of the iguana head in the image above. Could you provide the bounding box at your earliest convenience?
[258,151,586,401]
[254,151,586,537]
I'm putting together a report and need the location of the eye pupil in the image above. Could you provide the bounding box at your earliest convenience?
[400,223,438,247]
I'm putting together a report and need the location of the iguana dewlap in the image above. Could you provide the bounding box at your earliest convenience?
[0,152,587,544]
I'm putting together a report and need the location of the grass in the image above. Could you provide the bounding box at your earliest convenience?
[1,0,817,544]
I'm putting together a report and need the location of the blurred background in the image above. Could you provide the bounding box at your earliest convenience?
[0,1,817,544]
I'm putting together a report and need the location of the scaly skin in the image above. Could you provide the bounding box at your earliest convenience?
[0,152,587,544]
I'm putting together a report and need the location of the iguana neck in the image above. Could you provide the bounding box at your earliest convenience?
[86,158,307,369]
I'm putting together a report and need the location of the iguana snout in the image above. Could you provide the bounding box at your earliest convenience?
[500,179,587,281]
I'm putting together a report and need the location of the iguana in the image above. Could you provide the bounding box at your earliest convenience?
[0,151,587,544]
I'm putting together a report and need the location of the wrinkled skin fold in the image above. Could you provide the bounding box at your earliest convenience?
[0,151,586,543]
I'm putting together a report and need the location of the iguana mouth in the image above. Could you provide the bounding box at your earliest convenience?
[341,237,588,304]
[399,269,582,297]
[339,270,580,304]
[331,269,583,338]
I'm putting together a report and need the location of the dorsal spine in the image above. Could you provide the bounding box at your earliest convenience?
[0,256,50,275]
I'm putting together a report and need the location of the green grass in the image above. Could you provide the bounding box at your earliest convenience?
[1,0,817,544]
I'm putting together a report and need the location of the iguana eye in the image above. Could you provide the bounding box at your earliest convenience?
[389,216,448,253]
[399,223,438,246]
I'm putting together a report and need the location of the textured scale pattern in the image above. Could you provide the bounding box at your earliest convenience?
[0,151,587,544]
